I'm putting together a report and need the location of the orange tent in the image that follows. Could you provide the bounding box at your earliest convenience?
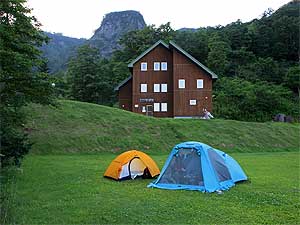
[104,150,160,180]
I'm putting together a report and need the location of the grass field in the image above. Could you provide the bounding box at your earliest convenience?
[1,152,299,224]
[1,100,299,224]
[25,100,299,154]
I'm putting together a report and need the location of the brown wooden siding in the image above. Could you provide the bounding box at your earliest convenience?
[172,49,213,117]
[132,45,174,117]
[118,79,132,111]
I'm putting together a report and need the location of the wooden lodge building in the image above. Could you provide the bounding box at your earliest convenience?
[114,40,218,118]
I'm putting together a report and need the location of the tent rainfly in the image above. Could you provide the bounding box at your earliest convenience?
[148,141,247,192]
[104,150,160,180]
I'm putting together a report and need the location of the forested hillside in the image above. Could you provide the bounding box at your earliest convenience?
[51,1,299,122]
[172,1,299,121]
[41,32,86,73]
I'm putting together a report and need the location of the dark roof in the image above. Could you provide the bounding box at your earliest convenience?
[114,75,132,91]
[169,41,218,79]
[128,40,218,79]
[127,40,169,67]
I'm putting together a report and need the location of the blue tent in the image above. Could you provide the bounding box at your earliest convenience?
[148,141,247,192]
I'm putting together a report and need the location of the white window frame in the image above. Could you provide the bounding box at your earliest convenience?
[140,84,147,93]
[141,62,147,71]
[197,79,204,89]
[154,103,160,112]
[154,84,160,93]
[154,62,160,71]
[161,62,168,71]
[190,100,197,105]
[179,79,185,89]
[161,84,167,92]
[161,103,167,112]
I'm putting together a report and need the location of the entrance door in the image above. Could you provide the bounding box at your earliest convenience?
[146,105,153,116]
[129,157,146,179]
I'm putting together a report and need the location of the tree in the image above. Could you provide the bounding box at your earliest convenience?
[284,66,300,97]
[67,45,114,105]
[206,34,231,76]
[116,22,175,63]
[174,29,209,63]
[223,20,252,51]
[68,45,101,103]
[254,57,282,84]
[213,78,296,121]
[0,0,54,166]
[228,47,256,76]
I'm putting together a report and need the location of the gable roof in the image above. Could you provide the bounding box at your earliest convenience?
[127,39,218,79]
[116,40,219,91]
[114,75,132,91]
[128,40,169,68]
[169,41,218,79]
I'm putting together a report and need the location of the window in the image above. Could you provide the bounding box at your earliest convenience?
[161,103,167,112]
[154,103,160,112]
[179,79,185,89]
[141,62,147,71]
[154,84,160,92]
[190,100,197,105]
[161,84,167,92]
[134,104,139,108]
[197,79,204,89]
[141,84,147,93]
[154,62,160,71]
[161,62,168,71]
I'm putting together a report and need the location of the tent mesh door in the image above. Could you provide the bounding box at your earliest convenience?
[207,149,231,182]
[158,148,204,186]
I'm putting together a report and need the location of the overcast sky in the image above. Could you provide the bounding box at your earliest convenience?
[27,0,291,39]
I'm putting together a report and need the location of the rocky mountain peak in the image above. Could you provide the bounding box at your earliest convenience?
[89,10,146,57]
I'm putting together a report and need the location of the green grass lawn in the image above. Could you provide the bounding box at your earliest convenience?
[1,100,299,224]
[25,100,300,154]
[2,152,299,224]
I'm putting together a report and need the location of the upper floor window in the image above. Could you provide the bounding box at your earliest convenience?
[197,79,204,89]
[154,84,160,92]
[141,62,147,71]
[161,84,167,92]
[161,62,168,71]
[141,84,147,92]
[178,79,185,89]
[154,62,160,71]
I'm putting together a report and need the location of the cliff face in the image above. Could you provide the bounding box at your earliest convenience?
[89,10,146,57]
[41,10,146,73]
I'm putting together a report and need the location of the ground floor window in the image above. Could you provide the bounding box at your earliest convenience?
[154,103,160,112]
[144,103,167,113]
[190,100,197,105]
[161,103,167,112]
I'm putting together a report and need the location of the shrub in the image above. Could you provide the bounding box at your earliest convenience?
[213,78,297,122]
